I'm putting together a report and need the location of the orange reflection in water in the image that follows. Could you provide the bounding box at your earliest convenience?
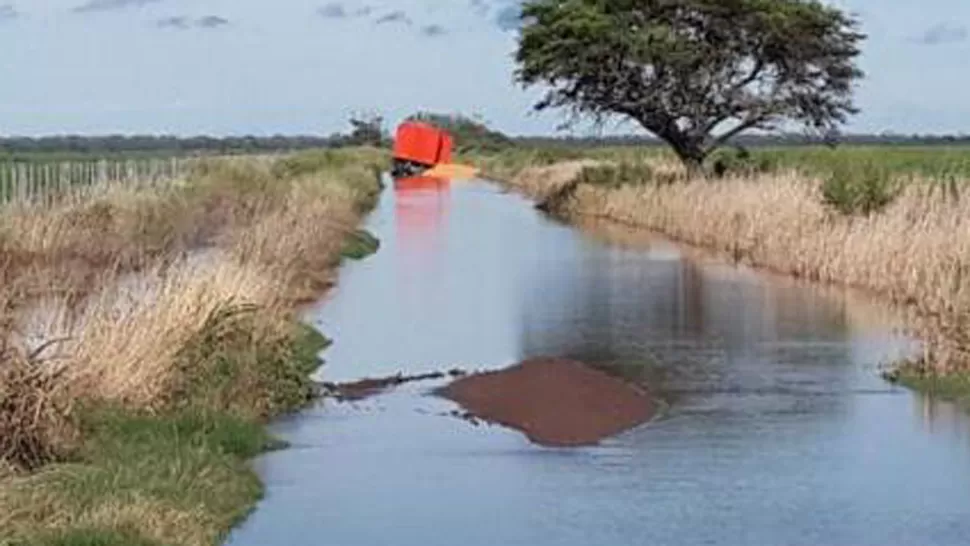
[394,175,451,262]
[394,175,450,193]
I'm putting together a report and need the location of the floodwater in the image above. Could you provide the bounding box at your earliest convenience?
[227,176,970,546]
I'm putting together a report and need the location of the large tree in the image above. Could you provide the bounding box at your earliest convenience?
[514,0,867,171]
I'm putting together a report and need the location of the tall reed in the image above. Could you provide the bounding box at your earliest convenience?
[0,149,383,544]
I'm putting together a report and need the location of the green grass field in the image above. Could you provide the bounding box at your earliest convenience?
[582,144,970,177]
[742,145,970,178]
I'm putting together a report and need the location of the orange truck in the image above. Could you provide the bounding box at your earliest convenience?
[391,120,453,178]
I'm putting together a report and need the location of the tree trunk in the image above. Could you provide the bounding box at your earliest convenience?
[670,142,706,178]
[656,125,707,178]
[635,118,708,179]
[679,154,704,178]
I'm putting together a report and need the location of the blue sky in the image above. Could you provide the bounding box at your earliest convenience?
[0,0,967,136]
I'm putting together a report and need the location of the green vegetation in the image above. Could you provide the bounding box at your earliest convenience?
[467,146,591,182]
[163,305,330,419]
[341,229,381,260]
[820,161,901,216]
[745,145,970,179]
[406,112,514,154]
[886,364,970,409]
[25,529,165,546]
[2,309,329,546]
[572,143,970,180]
[706,145,968,215]
[0,122,389,161]
[474,141,970,218]
[20,409,271,546]
[0,147,384,545]
[269,146,386,180]
[513,0,865,170]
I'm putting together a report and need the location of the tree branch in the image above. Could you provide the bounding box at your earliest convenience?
[515,0,865,170]
[704,115,771,153]
[700,59,766,135]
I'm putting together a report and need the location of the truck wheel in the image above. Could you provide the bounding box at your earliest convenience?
[391,159,429,178]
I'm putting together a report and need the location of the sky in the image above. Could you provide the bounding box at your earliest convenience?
[0,0,968,137]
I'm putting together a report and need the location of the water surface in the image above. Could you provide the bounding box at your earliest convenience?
[228,177,970,546]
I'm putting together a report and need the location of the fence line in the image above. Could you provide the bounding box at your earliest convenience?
[0,157,195,207]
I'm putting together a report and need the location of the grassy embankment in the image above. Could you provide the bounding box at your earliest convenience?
[472,144,970,401]
[0,147,386,546]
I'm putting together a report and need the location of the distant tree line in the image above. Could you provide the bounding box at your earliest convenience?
[0,112,393,159]
[0,134,350,158]
[3,118,970,160]
[514,132,970,149]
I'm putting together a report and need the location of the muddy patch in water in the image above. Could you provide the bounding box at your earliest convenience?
[435,357,657,447]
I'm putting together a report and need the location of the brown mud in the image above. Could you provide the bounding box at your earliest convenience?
[321,369,467,402]
[435,357,656,447]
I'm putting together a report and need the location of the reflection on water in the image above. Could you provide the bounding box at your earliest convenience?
[915,392,970,437]
[229,178,970,546]
[394,176,450,244]
[393,176,451,295]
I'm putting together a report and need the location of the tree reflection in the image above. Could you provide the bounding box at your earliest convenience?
[515,233,868,420]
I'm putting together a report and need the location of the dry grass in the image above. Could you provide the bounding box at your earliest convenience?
[0,150,381,543]
[0,484,216,546]
[0,406,270,546]
[226,174,364,303]
[0,342,77,471]
[55,258,282,408]
[0,154,354,312]
[0,154,372,455]
[510,161,970,373]
[0,181,204,315]
[501,160,596,200]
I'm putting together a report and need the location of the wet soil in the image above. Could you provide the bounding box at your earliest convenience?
[435,357,657,447]
[321,369,467,402]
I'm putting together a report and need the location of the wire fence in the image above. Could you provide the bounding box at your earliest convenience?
[0,158,194,207]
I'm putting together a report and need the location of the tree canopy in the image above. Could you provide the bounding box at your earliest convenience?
[347,111,389,147]
[514,0,867,170]
[406,112,514,153]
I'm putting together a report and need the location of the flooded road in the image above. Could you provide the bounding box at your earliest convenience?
[228,177,970,546]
